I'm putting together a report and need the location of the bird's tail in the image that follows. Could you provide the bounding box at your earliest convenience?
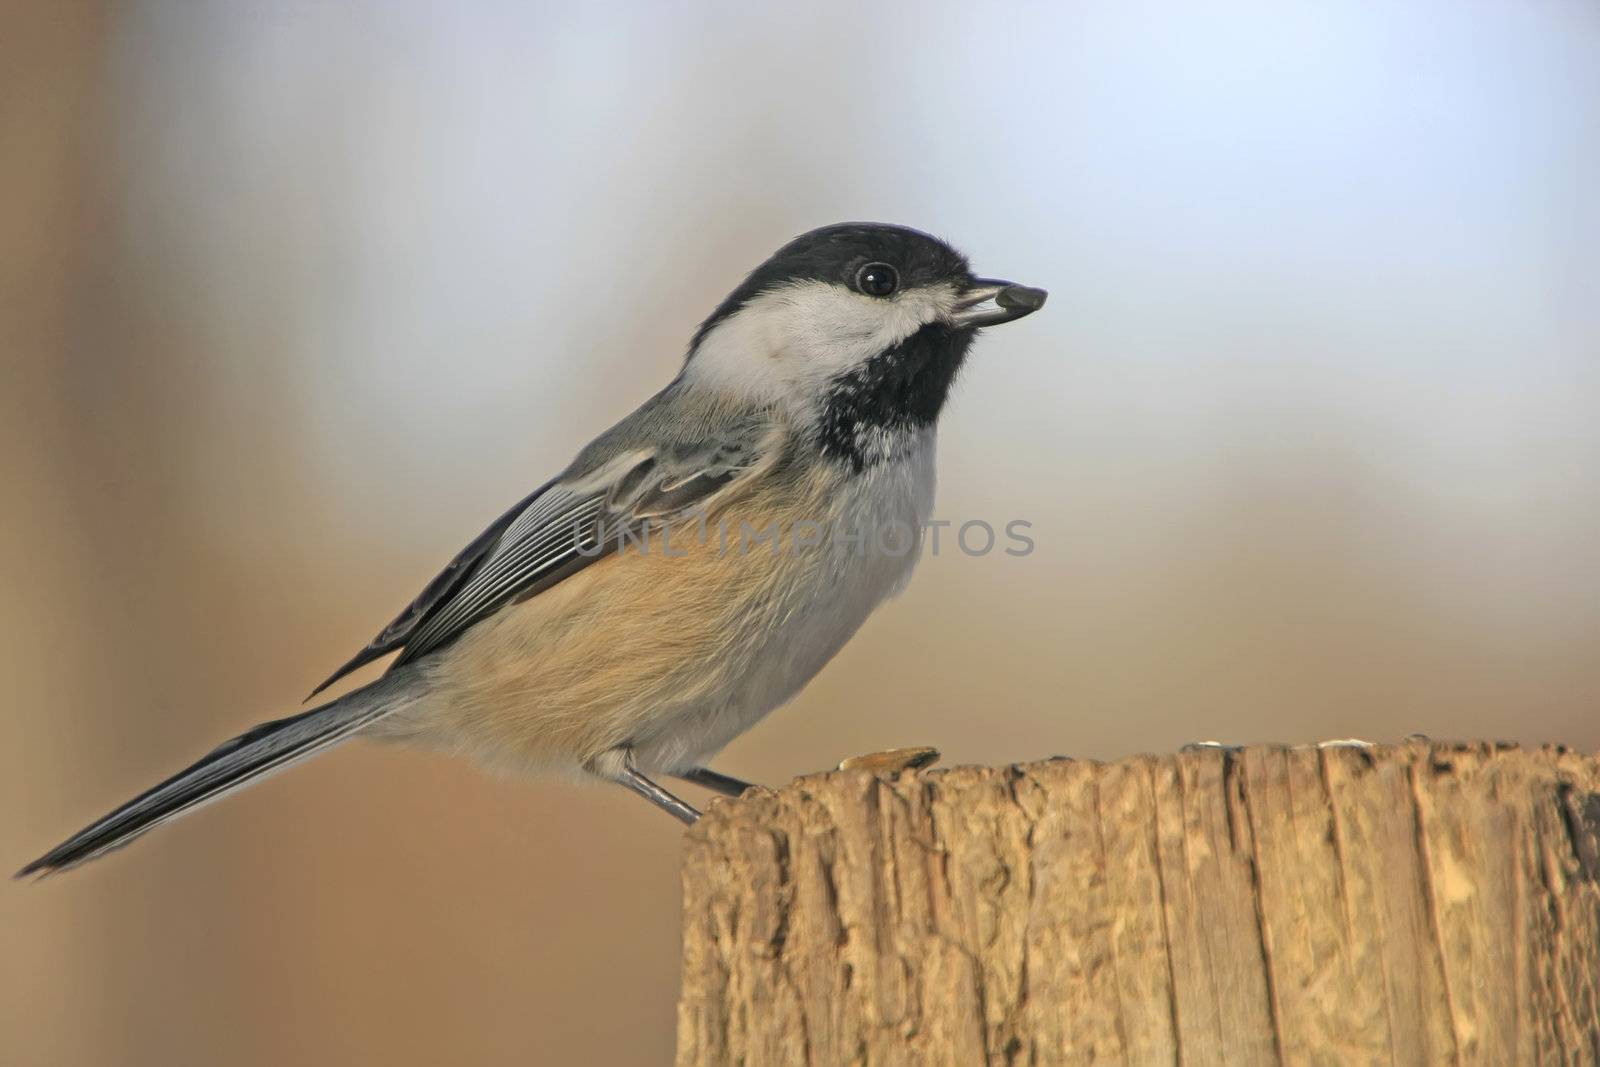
[17,670,420,877]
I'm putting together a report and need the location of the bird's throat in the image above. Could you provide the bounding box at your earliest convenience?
[815,323,972,470]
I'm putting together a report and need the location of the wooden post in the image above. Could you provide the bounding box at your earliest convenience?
[677,742,1600,1066]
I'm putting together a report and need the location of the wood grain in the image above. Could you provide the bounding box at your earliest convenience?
[677,742,1600,1066]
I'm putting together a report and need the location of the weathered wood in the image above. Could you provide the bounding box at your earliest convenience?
[676,742,1600,1066]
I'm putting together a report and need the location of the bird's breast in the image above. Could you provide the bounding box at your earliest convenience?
[640,427,937,763]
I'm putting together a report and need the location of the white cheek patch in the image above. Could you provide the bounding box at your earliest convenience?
[686,280,959,407]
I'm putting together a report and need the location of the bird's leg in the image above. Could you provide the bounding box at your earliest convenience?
[589,747,701,825]
[674,767,758,798]
[619,769,701,825]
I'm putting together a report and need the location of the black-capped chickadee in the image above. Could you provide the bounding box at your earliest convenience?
[21,222,1045,876]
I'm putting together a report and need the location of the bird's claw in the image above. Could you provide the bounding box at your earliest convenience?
[837,746,941,775]
[1181,740,1244,754]
[1315,738,1375,749]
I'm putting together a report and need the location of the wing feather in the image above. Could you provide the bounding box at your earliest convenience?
[305,479,555,698]
[310,418,784,692]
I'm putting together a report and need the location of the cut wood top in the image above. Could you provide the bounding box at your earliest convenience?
[678,742,1600,1067]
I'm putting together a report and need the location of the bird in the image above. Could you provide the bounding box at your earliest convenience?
[19,222,1045,876]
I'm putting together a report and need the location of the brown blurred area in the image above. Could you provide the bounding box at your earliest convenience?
[4,2,1598,1064]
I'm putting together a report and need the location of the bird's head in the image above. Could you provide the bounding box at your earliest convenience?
[682,223,1045,461]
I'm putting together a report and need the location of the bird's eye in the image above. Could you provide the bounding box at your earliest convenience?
[855,262,899,298]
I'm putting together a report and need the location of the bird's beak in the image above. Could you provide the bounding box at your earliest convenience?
[949,279,1048,328]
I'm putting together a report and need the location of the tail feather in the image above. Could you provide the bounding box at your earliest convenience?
[17,672,416,877]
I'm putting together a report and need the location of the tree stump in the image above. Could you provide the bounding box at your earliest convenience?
[676,742,1600,1065]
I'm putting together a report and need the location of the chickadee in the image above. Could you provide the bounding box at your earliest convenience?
[20,222,1045,876]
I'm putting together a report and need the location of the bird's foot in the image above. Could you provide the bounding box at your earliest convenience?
[1314,738,1375,749]
[1181,740,1245,754]
[837,746,941,775]
[675,767,758,799]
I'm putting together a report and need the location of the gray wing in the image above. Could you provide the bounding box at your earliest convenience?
[306,479,556,697]
[309,414,782,696]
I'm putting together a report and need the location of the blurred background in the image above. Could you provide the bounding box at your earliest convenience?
[4,1,1597,1063]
